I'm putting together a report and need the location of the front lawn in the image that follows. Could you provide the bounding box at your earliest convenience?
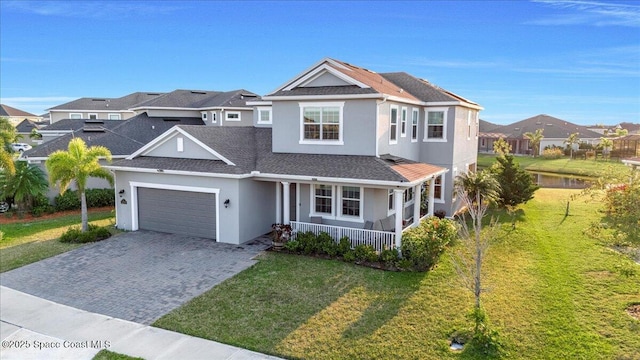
[154,189,640,359]
[0,209,115,273]
[477,153,627,177]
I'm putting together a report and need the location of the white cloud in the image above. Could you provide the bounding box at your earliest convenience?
[529,0,640,27]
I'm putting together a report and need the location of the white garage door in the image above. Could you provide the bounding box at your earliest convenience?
[137,187,216,239]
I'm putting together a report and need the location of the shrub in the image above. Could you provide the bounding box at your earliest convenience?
[86,188,115,207]
[296,231,317,255]
[284,239,301,252]
[401,216,458,271]
[380,247,400,267]
[317,232,338,256]
[353,244,378,263]
[343,250,356,262]
[542,147,564,159]
[59,225,112,244]
[31,193,54,217]
[54,188,115,211]
[337,236,352,256]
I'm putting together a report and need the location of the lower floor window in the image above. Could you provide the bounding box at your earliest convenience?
[341,186,361,217]
[314,185,332,214]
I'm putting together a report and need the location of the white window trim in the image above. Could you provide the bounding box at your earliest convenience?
[411,108,419,142]
[298,101,344,145]
[211,112,217,123]
[257,107,272,124]
[400,107,408,137]
[404,188,415,206]
[201,111,208,121]
[69,113,82,119]
[88,113,98,119]
[225,111,241,122]
[475,112,479,139]
[387,189,395,216]
[389,105,398,145]
[452,168,458,202]
[423,107,448,143]
[434,174,445,204]
[309,184,364,222]
[108,113,121,120]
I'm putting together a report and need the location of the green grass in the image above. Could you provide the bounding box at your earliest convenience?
[154,189,640,359]
[92,350,143,360]
[477,153,628,178]
[1,210,115,248]
[0,209,116,273]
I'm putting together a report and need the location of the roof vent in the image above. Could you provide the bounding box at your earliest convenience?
[163,118,180,122]
[83,126,105,133]
[191,91,207,95]
[85,119,104,124]
[241,93,257,97]
[92,99,107,101]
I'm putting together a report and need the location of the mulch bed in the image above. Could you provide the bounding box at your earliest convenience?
[0,207,114,225]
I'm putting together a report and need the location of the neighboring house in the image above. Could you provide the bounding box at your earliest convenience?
[23,113,204,199]
[478,114,602,155]
[1,104,41,126]
[478,119,503,153]
[15,119,47,146]
[47,92,164,123]
[107,58,481,248]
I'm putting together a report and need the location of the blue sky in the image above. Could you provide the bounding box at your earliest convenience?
[1,0,638,125]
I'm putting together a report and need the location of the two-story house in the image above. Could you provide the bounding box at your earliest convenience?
[47,92,165,123]
[106,58,481,250]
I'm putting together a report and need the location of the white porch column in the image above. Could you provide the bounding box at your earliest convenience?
[413,184,421,227]
[428,177,436,216]
[275,182,281,224]
[394,189,404,249]
[282,181,290,225]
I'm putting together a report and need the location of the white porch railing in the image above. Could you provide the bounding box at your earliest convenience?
[290,221,396,252]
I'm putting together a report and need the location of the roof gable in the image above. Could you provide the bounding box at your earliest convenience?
[141,131,223,161]
[491,114,603,139]
[1,104,37,117]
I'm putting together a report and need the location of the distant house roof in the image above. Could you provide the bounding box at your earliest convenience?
[24,113,204,159]
[618,122,640,134]
[131,89,260,110]
[15,119,45,133]
[0,104,38,118]
[111,126,446,184]
[266,58,480,108]
[48,92,164,111]
[479,119,500,133]
[484,114,603,139]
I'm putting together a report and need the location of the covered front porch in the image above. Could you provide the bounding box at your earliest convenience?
[270,170,444,252]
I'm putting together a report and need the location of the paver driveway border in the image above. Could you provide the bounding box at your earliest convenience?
[0,230,271,325]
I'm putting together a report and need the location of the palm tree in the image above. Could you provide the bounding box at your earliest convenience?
[564,132,580,159]
[0,160,49,210]
[523,128,544,157]
[599,137,613,159]
[454,170,500,311]
[0,117,17,174]
[46,138,113,231]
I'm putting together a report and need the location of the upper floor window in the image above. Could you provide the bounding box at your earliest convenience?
[211,112,217,123]
[389,105,398,144]
[401,107,408,137]
[201,112,208,121]
[88,113,98,120]
[467,111,472,140]
[257,107,272,124]
[108,113,121,120]
[411,109,419,142]
[226,111,241,122]
[70,113,82,119]
[475,112,479,139]
[424,108,448,142]
[299,102,344,145]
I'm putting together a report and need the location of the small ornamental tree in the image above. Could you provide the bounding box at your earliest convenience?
[523,128,544,157]
[564,132,580,159]
[491,154,539,207]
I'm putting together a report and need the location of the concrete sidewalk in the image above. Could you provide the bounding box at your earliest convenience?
[1,286,282,360]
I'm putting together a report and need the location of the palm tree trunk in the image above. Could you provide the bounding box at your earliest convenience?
[81,190,88,232]
[474,192,482,310]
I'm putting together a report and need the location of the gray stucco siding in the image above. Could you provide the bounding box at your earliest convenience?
[377,101,422,159]
[238,180,276,241]
[221,109,254,127]
[143,132,220,160]
[271,99,377,156]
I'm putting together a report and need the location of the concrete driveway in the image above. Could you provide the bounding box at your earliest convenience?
[0,231,270,325]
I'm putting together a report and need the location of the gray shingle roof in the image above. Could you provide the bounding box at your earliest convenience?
[488,114,603,139]
[25,113,204,158]
[40,119,123,131]
[132,89,260,109]
[15,119,40,133]
[48,92,164,111]
[112,126,430,183]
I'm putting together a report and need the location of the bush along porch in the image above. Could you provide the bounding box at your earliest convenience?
[272,216,458,272]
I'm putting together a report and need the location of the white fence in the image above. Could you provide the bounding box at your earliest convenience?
[290,221,396,252]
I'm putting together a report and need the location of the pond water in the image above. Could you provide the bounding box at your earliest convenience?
[529,172,592,189]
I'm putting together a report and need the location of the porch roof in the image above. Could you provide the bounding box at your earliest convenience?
[391,163,446,182]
